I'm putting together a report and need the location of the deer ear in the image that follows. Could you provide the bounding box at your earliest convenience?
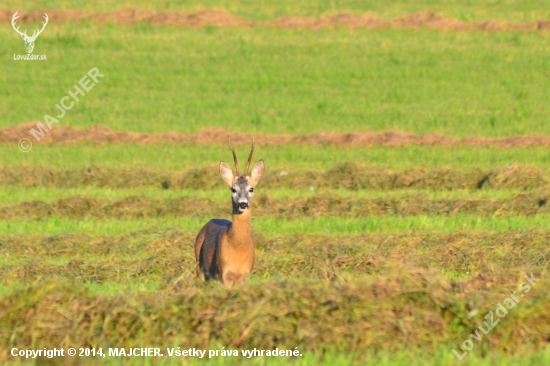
[250,160,265,185]
[219,161,234,187]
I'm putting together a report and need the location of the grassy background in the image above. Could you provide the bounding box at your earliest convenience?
[4,215,550,237]
[1,25,550,137]
[5,144,550,170]
[5,0,550,22]
[2,1,550,365]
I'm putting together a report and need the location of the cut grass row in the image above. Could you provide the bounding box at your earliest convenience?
[2,161,550,191]
[4,0,550,23]
[2,26,550,137]
[0,187,530,205]
[1,274,548,365]
[1,229,548,285]
[2,193,550,220]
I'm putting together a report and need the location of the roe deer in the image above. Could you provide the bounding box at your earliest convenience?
[194,139,264,287]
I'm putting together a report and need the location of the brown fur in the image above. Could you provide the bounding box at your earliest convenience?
[194,210,255,286]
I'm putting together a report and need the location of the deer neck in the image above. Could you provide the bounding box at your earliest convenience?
[228,208,252,248]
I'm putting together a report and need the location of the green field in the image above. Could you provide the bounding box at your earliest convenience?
[4,144,550,170]
[1,1,550,365]
[5,0,550,22]
[2,25,550,137]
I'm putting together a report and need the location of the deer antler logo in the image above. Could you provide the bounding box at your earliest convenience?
[11,11,49,54]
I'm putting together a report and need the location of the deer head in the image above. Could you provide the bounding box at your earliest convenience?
[11,11,49,54]
[220,138,265,214]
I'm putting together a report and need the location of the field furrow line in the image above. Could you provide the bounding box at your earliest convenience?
[2,9,550,33]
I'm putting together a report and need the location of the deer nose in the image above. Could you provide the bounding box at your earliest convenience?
[239,202,248,209]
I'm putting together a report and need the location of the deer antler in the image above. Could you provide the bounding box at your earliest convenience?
[30,13,48,40]
[11,12,48,40]
[229,137,240,176]
[11,11,28,38]
[245,138,255,175]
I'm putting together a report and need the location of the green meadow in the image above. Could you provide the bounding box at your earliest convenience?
[4,214,550,237]
[5,0,550,22]
[1,25,550,137]
[1,1,550,365]
[4,144,550,170]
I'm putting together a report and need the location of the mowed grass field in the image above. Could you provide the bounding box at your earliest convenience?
[1,1,550,365]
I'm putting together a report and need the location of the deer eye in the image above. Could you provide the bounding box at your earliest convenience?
[249,188,254,193]
[231,188,237,193]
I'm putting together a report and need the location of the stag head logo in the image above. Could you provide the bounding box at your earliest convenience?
[11,11,48,54]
